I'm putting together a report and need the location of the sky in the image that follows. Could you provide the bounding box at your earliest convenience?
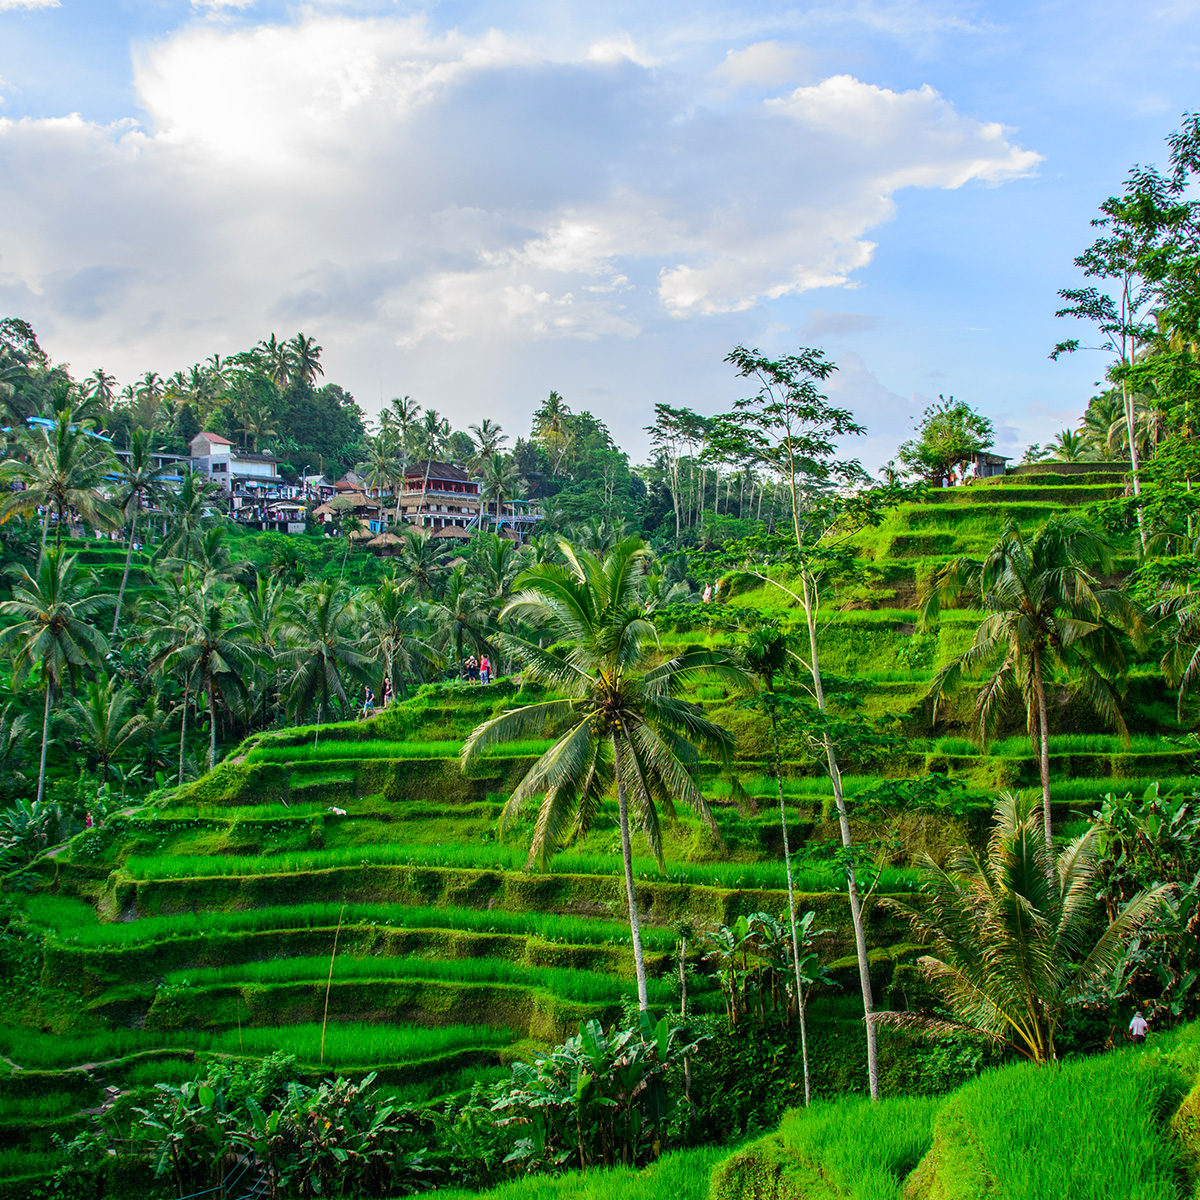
[0,1,1198,470]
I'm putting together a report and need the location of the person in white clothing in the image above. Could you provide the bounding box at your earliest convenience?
[1129,1012,1149,1044]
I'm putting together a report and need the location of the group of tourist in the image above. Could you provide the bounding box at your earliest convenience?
[462,654,493,684]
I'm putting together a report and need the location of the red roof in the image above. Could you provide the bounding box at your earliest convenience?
[195,432,233,446]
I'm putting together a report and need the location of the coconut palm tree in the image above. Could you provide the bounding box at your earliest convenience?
[242,574,287,729]
[479,454,520,531]
[64,677,149,783]
[921,515,1143,847]
[148,581,257,772]
[1048,428,1091,463]
[288,333,324,390]
[279,580,370,744]
[395,531,446,601]
[157,471,225,568]
[356,431,403,523]
[461,537,747,1008]
[110,426,172,637]
[429,567,495,668]
[0,408,118,547]
[879,791,1168,1063]
[0,549,110,804]
[363,578,440,700]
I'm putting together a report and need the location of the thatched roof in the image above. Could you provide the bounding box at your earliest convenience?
[431,524,473,539]
[367,531,405,547]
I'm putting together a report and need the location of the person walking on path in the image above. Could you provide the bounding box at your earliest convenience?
[1129,1012,1149,1044]
[480,655,491,685]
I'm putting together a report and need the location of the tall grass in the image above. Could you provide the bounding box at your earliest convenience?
[163,953,685,1007]
[0,1092,81,1120]
[435,1145,729,1200]
[0,1021,512,1070]
[32,898,682,953]
[245,739,553,764]
[124,844,920,892]
[935,1047,1188,1200]
[728,1094,939,1199]
[0,1148,61,1180]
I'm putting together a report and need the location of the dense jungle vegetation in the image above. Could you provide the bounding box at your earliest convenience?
[2,117,1200,1200]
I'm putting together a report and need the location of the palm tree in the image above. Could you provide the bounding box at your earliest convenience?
[242,574,286,729]
[878,792,1168,1063]
[356,431,403,523]
[84,369,118,410]
[258,334,293,393]
[149,582,257,772]
[0,408,118,547]
[110,426,171,637]
[363,578,440,700]
[468,419,508,472]
[1048,428,1091,462]
[64,677,149,783]
[279,580,370,744]
[389,396,421,459]
[157,471,224,568]
[479,454,520,531]
[416,409,451,502]
[922,515,1143,846]
[395,531,446,601]
[429,567,495,667]
[288,334,324,390]
[533,391,573,474]
[461,537,746,1008]
[239,397,278,453]
[0,550,110,804]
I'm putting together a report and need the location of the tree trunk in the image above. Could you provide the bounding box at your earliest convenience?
[112,501,138,638]
[802,572,879,1100]
[614,736,649,1010]
[1033,650,1053,849]
[772,704,811,1106]
[178,681,189,787]
[36,677,53,806]
[207,671,217,772]
[1123,380,1147,552]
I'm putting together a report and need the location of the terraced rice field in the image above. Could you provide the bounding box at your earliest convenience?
[1,466,1187,1188]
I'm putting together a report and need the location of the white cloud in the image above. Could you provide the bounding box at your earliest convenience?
[712,41,811,89]
[0,13,1037,445]
[0,0,59,9]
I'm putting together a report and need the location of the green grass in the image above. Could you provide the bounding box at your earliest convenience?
[122,844,920,892]
[0,1021,513,1070]
[713,1094,939,1200]
[434,1145,729,1200]
[29,898,682,953]
[163,953,689,1007]
[0,1092,82,1120]
[0,1148,60,1181]
[244,739,554,764]
[927,1045,1190,1200]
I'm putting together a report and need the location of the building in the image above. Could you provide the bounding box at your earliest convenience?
[397,460,483,532]
[189,431,302,525]
[312,492,387,535]
[974,451,1010,479]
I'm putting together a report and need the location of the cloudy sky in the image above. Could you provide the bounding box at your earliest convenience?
[1,0,1197,467]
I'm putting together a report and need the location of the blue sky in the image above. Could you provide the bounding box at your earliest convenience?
[1,0,1197,467]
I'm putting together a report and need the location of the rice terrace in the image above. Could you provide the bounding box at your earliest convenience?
[2,7,1200,1199]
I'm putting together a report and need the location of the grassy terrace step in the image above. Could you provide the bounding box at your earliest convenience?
[113,844,919,893]
[0,1020,513,1073]
[89,864,913,948]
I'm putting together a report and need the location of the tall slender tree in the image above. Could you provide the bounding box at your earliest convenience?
[922,515,1143,848]
[110,426,171,637]
[0,550,110,804]
[462,538,746,1008]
